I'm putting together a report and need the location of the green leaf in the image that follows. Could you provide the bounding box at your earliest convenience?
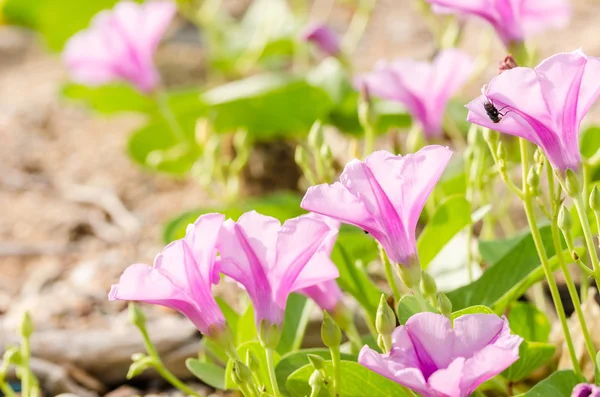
[286,361,412,397]
[202,73,333,139]
[237,302,258,346]
[225,341,281,391]
[331,225,381,318]
[277,294,313,355]
[162,192,304,243]
[275,348,356,395]
[417,195,472,269]
[216,297,240,338]
[502,341,555,382]
[396,295,437,325]
[447,225,571,312]
[507,302,551,342]
[185,359,226,389]
[595,351,600,385]
[62,83,156,114]
[581,125,600,159]
[514,370,579,397]
[450,305,495,320]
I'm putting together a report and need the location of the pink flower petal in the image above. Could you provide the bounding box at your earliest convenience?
[406,312,454,376]
[427,357,465,397]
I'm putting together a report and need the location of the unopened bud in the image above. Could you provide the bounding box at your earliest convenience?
[437,292,452,317]
[558,205,573,231]
[233,129,249,151]
[232,360,253,386]
[590,186,600,212]
[321,311,342,348]
[565,168,582,196]
[127,355,154,379]
[259,320,282,350]
[527,168,540,196]
[19,311,33,339]
[377,334,386,352]
[307,354,326,371]
[483,128,499,147]
[309,369,325,390]
[376,294,396,336]
[398,261,422,290]
[308,122,325,150]
[358,81,376,129]
[533,147,544,165]
[295,146,310,168]
[420,271,437,298]
[498,54,518,74]
[128,303,146,329]
[320,144,333,164]
[246,349,260,373]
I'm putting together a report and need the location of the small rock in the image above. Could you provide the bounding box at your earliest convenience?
[103,385,141,397]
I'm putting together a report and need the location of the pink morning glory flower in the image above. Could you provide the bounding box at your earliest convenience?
[216,211,340,328]
[425,0,570,46]
[301,146,452,267]
[359,312,523,397]
[357,49,474,139]
[300,23,341,57]
[572,383,600,397]
[63,1,176,93]
[109,213,226,338]
[466,50,600,173]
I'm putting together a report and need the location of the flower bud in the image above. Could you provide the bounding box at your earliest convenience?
[377,334,386,352]
[259,320,282,350]
[309,369,325,391]
[246,349,260,374]
[398,261,422,290]
[128,303,146,330]
[483,128,499,147]
[320,144,333,164]
[321,311,342,348]
[565,168,582,196]
[232,360,253,386]
[127,355,154,379]
[437,292,452,317]
[307,354,326,371]
[295,146,310,168]
[527,167,540,196]
[376,294,396,336]
[420,271,437,298]
[533,147,544,166]
[590,186,600,212]
[308,121,325,150]
[558,205,573,231]
[20,311,33,339]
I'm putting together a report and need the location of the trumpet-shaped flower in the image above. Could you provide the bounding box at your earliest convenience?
[301,146,452,267]
[63,1,176,93]
[216,211,340,328]
[357,49,473,139]
[425,0,570,46]
[466,50,600,173]
[359,312,522,397]
[109,213,226,337]
[572,384,600,397]
[300,23,341,57]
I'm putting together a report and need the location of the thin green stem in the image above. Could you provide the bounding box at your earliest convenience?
[20,337,31,397]
[138,326,201,397]
[412,288,429,313]
[519,139,582,378]
[265,348,281,397]
[572,194,600,288]
[330,346,341,397]
[379,245,401,302]
[341,0,376,54]
[0,377,15,397]
[548,168,596,366]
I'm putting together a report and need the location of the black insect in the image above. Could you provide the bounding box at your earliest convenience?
[483,99,509,123]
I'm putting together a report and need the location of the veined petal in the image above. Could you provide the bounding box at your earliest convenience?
[184,213,225,284]
[459,342,521,394]
[452,314,505,358]
[427,357,465,397]
[406,312,454,376]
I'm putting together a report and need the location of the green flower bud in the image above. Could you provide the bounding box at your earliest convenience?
[590,186,600,212]
[20,311,33,339]
[527,168,540,196]
[128,303,146,329]
[565,168,582,196]
[420,271,437,298]
[308,121,325,150]
[1,347,21,369]
[307,354,326,371]
[295,146,310,168]
[376,294,396,336]
[232,360,253,386]
[127,355,154,379]
[320,144,333,164]
[437,292,452,317]
[483,128,499,147]
[398,261,422,290]
[321,311,342,348]
[558,205,573,231]
[246,349,260,374]
[309,369,325,390]
[377,334,386,352]
[259,320,282,350]
[533,147,545,166]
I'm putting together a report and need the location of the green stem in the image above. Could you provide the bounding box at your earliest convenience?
[341,0,376,54]
[138,326,201,397]
[412,288,429,313]
[548,170,596,366]
[343,322,364,354]
[330,346,341,397]
[0,381,15,397]
[265,348,281,397]
[519,139,582,378]
[572,194,600,288]
[379,245,401,302]
[20,337,31,397]
[155,89,187,144]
